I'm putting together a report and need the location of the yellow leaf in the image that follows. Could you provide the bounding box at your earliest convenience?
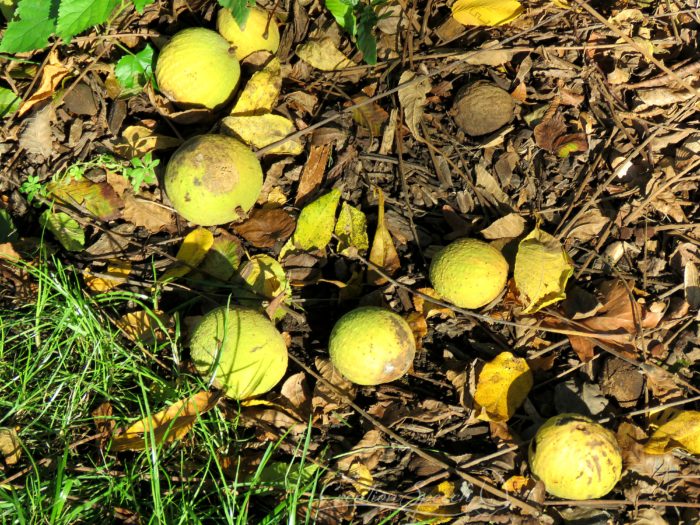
[347,462,373,496]
[368,188,400,284]
[231,57,282,115]
[334,202,369,256]
[281,189,341,256]
[115,309,170,343]
[115,125,182,157]
[473,352,533,422]
[162,228,214,280]
[452,0,523,27]
[551,0,569,7]
[0,427,21,465]
[239,254,290,300]
[502,475,536,493]
[644,410,700,455]
[412,480,458,524]
[221,114,303,156]
[296,38,355,71]
[514,227,573,314]
[84,259,132,292]
[110,391,218,452]
[413,287,455,319]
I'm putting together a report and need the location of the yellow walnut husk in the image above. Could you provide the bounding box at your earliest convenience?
[217,6,280,60]
[529,413,622,500]
[429,238,508,309]
[328,306,416,385]
[155,28,240,110]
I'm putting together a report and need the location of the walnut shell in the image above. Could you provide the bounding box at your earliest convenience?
[452,81,515,136]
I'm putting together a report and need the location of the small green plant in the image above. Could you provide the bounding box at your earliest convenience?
[125,151,159,191]
[19,174,47,203]
[114,43,155,95]
[324,0,385,64]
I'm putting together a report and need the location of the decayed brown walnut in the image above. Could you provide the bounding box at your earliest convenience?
[452,81,515,136]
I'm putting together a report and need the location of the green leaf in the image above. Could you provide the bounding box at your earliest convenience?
[0,208,18,243]
[0,0,56,53]
[131,0,154,12]
[325,0,356,36]
[39,210,85,252]
[356,4,378,65]
[0,86,21,118]
[56,0,120,41]
[281,189,341,257]
[114,44,155,93]
[334,202,368,255]
[217,0,252,27]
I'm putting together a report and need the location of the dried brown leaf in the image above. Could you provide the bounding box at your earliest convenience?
[234,208,296,248]
[122,194,175,233]
[312,358,357,414]
[295,144,331,206]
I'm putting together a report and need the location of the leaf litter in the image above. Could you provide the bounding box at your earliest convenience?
[2,0,700,521]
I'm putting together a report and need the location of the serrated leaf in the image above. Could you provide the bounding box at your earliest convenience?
[325,0,356,35]
[473,351,533,422]
[162,228,214,280]
[282,189,341,256]
[644,410,700,455]
[114,44,155,92]
[217,0,252,27]
[110,391,218,452]
[334,202,368,255]
[39,210,85,252]
[514,228,573,314]
[0,0,56,53]
[221,114,303,155]
[356,4,378,65]
[368,188,400,284]
[56,0,120,41]
[451,0,523,27]
[0,87,21,118]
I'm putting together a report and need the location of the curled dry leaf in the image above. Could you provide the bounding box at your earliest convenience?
[368,188,400,284]
[18,50,70,116]
[231,57,282,115]
[0,427,21,465]
[514,227,573,314]
[473,351,533,422]
[111,391,218,452]
[84,259,132,292]
[398,71,431,142]
[221,114,303,155]
[234,207,296,249]
[296,38,355,71]
[533,109,588,157]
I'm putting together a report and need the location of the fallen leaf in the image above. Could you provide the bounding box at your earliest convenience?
[47,178,123,221]
[451,0,523,27]
[368,188,400,284]
[0,427,21,465]
[413,287,455,319]
[398,71,431,142]
[514,227,573,313]
[114,124,182,158]
[565,206,609,243]
[196,232,242,281]
[351,95,389,137]
[231,57,282,115]
[282,189,341,256]
[84,259,132,292]
[534,109,588,157]
[162,228,214,280]
[334,202,369,255]
[411,481,459,524]
[234,208,296,248]
[644,410,700,455]
[91,402,115,438]
[346,462,373,496]
[685,262,700,309]
[481,213,526,240]
[122,194,174,233]
[221,114,303,155]
[405,310,428,349]
[502,475,537,493]
[312,358,357,414]
[295,144,331,206]
[115,310,170,343]
[296,38,355,71]
[20,105,54,157]
[239,254,290,300]
[39,210,85,252]
[18,50,70,116]
[111,391,218,452]
[473,351,533,422]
